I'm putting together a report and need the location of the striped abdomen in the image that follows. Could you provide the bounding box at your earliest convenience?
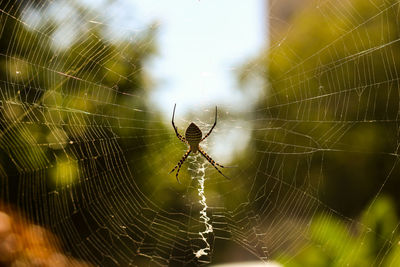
[185,123,202,153]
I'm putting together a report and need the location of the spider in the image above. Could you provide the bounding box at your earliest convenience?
[169,104,230,183]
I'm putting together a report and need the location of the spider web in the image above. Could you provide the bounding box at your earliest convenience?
[1,0,400,266]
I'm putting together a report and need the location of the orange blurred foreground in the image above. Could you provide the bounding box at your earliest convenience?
[0,205,92,267]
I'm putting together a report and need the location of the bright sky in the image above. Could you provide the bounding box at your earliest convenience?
[27,0,267,162]
[27,0,266,116]
[127,0,266,163]
[130,0,266,116]
[39,0,266,116]
[126,0,266,162]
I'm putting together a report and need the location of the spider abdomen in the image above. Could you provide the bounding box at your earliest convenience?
[185,123,202,152]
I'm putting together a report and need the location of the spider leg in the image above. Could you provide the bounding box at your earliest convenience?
[169,149,191,183]
[172,104,187,144]
[198,147,226,168]
[201,106,217,141]
[198,147,230,180]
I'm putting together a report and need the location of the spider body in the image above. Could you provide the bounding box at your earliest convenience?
[170,104,230,183]
[185,123,202,153]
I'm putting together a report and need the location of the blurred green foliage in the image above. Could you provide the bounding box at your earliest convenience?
[246,0,400,217]
[0,0,164,225]
[238,0,400,263]
[277,195,400,266]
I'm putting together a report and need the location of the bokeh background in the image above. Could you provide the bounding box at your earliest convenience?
[1,0,400,266]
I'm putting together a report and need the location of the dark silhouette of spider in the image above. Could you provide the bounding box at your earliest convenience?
[169,104,230,183]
